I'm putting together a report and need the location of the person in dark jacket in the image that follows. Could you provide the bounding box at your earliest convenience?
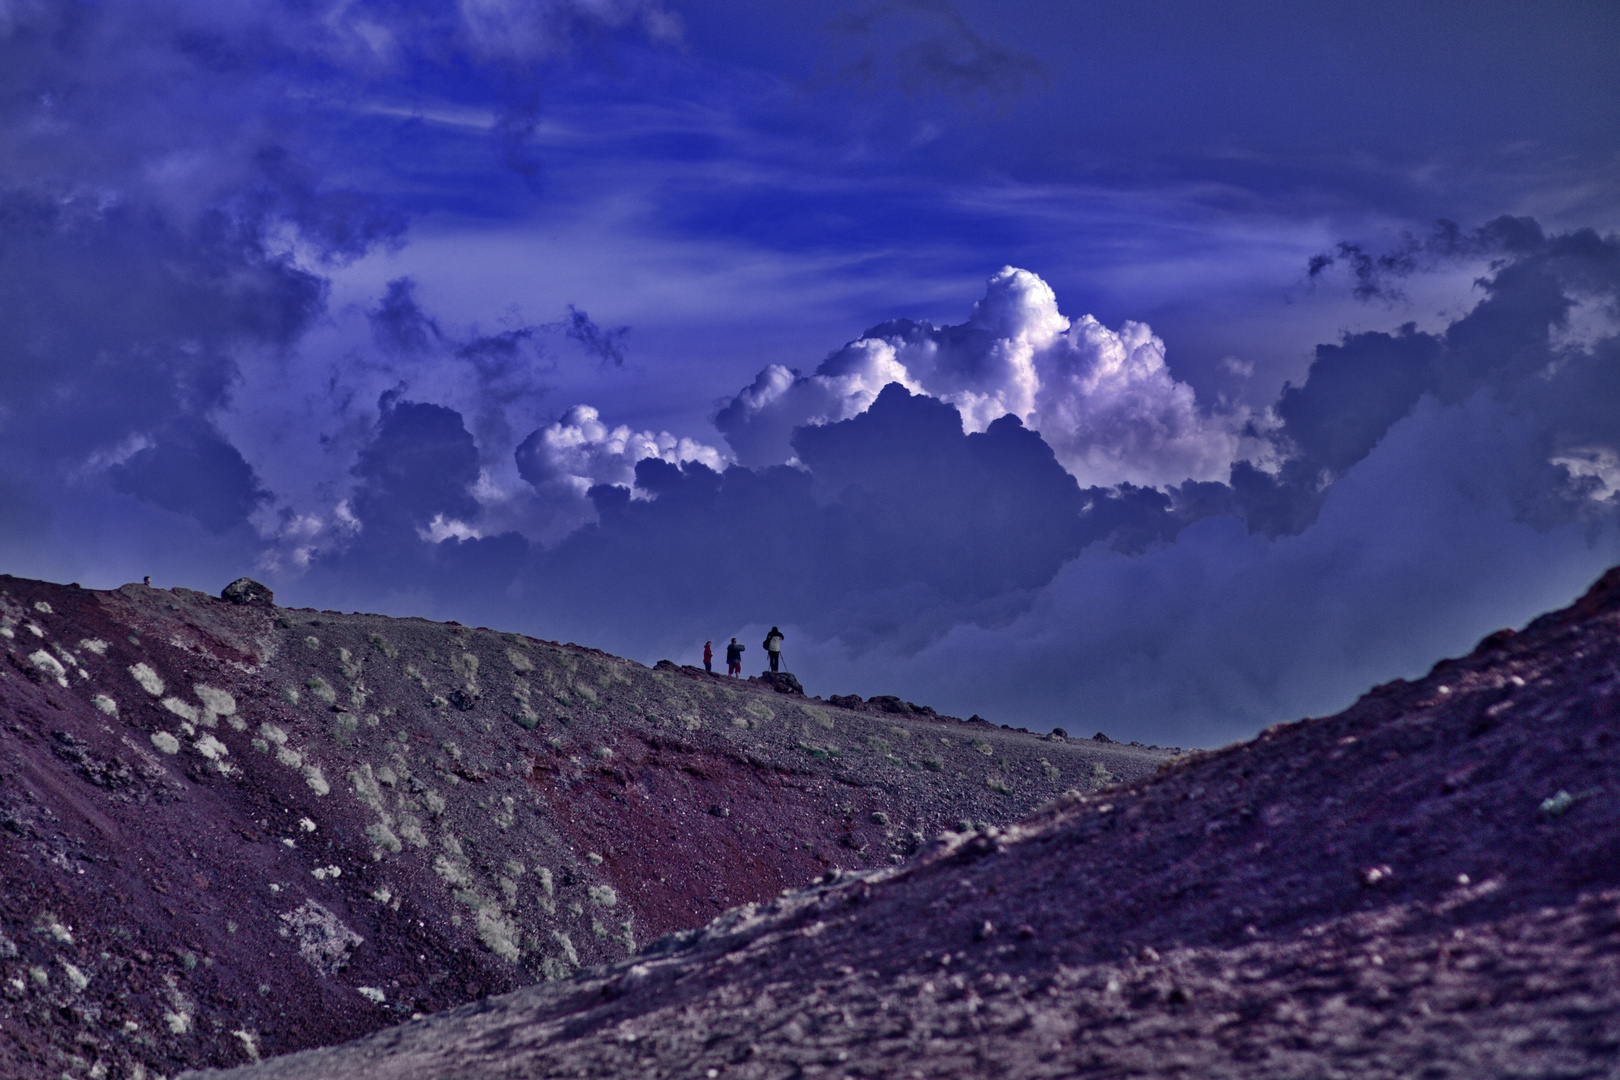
[725,638,745,676]
[764,627,784,672]
[703,641,713,673]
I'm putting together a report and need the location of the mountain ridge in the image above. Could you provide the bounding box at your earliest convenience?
[179,563,1620,1080]
[0,572,1164,1079]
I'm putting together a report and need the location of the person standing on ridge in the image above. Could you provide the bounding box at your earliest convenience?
[764,626,785,672]
[702,641,713,673]
[725,637,745,677]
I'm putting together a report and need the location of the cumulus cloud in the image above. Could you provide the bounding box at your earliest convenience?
[515,405,729,495]
[716,266,1257,488]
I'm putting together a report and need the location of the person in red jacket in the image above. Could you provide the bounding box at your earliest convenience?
[703,641,713,673]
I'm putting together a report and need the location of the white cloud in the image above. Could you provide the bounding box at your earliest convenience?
[518,404,728,494]
[716,267,1257,489]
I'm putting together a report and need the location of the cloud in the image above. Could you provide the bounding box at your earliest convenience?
[109,419,268,534]
[716,266,1258,488]
[551,305,630,367]
[515,404,729,494]
[827,1,1045,100]
[1239,220,1620,535]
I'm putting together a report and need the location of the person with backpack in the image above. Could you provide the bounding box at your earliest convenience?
[764,626,785,672]
[725,637,745,676]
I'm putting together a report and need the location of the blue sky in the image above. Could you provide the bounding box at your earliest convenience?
[2,1,1618,745]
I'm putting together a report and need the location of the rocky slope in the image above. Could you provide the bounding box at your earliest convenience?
[183,565,1620,1080]
[0,575,1168,1080]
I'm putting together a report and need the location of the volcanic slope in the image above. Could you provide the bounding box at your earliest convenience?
[185,563,1620,1080]
[0,575,1167,1080]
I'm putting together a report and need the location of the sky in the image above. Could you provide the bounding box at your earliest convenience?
[2,0,1618,747]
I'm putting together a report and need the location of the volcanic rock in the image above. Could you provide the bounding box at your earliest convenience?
[220,578,275,606]
[185,564,1620,1080]
[747,671,804,695]
[0,573,1164,1079]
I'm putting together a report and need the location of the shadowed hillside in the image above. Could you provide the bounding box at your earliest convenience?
[185,565,1620,1080]
[0,575,1168,1079]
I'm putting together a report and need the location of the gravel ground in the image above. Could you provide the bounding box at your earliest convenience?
[0,574,1168,1079]
[183,565,1620,1080]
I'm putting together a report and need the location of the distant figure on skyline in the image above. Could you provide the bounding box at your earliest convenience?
[764,626,784,672]
[726,638,744,676]
[703,641,713,673]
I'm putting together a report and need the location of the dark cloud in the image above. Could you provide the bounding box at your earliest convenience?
[1240,221,1620,536]
[552,304,629,367]
[369,278,444,356]
[350,395,483,541]
[511,384,1214,656]
[109,419,268,534]
[826,0,1045,99]
[1304,215,1546,303]
[0,190,326,461]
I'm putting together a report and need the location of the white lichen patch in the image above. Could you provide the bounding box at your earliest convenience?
[79,638,109,655]
[536,867,556,914]
[39,915,74,945]
[283,687,300,706]
[507,648,534,673]
[26,622,43,637]
[588,884,619,908]
[129,663,165,696]
[549,930,579,969]
[799,704,833,730]
[371,886,393,905]
[252,738,270,753]
[59,958,90,993]
[303,764,330,796]
[475,908,521,962]
[397,814,428,848]
[299,817,316,833]
[162,697,201,724]
[306,675,337,706]
[32,600,52,614]
[586,852,604,866]
[233,1029,262,1062]
[92,694,118,717]
[150,731,181,755]
[279,900,362,975]
[28,650,68,687]
[494,795,515,830]
[304,636,321,650]
[261,723,289,745]
[195,684,236,719]
[163,974,195,1034]
[366,822,403,854]
[193,734,229,761]
[357,986,386,1004]
[433,855,472,889]
[312,865,342,880]
[276,746,304,769]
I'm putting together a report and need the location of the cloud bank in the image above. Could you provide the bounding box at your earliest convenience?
[715,266,1266,488]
